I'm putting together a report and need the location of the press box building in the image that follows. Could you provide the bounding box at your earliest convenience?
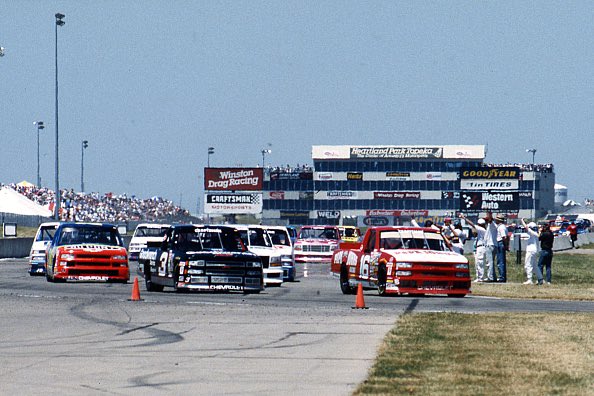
[261,145,555,226]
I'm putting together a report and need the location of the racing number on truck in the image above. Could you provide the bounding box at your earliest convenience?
[359,254,371,279]
[158,251,168,277]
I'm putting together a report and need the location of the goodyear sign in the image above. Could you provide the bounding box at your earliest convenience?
[460,167,520,179]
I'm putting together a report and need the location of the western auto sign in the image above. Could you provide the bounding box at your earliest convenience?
[205,193,262,214]
[350,146,443,159]
[460,192,519,212]
[374,191,421,199]
[460,167,520,179]
[204,168,263,191]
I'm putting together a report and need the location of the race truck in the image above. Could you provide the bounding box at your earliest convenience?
[263,225,296,282]
[293,225,341,263]
[235,225,284,286]
[45,222,129,283]
[28,222,60,276]
[331,226,471,297]
[128,223,170,261]
[138,224,263,293]
[338,226,362,243]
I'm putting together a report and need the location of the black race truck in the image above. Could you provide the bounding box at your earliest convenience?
[138,224,263,293]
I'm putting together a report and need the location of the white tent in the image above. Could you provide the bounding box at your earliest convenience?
[0,187,52,217]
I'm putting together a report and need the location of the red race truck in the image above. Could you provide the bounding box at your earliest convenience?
[331,226,470,297]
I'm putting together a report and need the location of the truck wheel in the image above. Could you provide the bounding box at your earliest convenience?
[144,264,164,292]
[377,263,387,296]
[340,264,355,295]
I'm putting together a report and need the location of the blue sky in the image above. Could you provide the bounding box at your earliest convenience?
[1,1,592,213]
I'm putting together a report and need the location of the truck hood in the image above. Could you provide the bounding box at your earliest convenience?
[385,249,468,264]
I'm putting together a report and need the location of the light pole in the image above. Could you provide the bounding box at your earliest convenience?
[207,147,214,167]
[54,12,65,220]
[34,121,45,187]
[261,148,271,168]
[81,140,88,192]
[526,148,537,220]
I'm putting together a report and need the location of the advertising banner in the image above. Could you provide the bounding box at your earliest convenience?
[280,211,310,219]
[385,172,411,181]
[460,179,519,190]
[268,191,285,200]
[350,146,443,159]
[366,210,428,217]
[460,167,520,180]
[374,191,421,199]
[460,192,519,213]
[347,172,363,180]
[269,171,313,180]
[205,193,262,214]
[317,210,341,220]
[204,168,263,191]
[327,191,358,199]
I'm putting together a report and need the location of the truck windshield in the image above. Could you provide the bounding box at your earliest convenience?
[299,227,338,240]
[379,230,446,251]
[58,226,122,246]
[267,229,291,246]
[134,226,168,237]
[175,228,244,252]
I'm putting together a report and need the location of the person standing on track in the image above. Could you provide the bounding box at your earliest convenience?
[494,214,509,283]
[537,224,555,285]
[459,213,486,282]
[520,218,540,285]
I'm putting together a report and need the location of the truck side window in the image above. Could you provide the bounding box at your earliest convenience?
[366,230,376,253]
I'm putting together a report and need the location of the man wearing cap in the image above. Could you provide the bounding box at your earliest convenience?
[520,218,541,284]
[483,212,499,282]
[494,214,509,282]
[459,213,486,282]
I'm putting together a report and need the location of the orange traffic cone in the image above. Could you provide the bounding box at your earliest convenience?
[129,276,142,301]
[352,283,368,309]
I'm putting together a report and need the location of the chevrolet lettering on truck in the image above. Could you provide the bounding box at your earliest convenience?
[139,225,263,293]
[331,226,470,297]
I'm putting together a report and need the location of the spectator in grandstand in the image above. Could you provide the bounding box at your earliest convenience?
[459,213,486,282]
[537,224,555,285]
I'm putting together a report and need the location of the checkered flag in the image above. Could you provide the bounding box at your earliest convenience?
[461,193,480,210]
[250,194,261,205]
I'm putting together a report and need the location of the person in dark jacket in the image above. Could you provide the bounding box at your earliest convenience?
[537,224,555,285]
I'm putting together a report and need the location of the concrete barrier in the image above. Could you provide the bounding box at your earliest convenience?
[0,236,133,259]
[0,237,33,259]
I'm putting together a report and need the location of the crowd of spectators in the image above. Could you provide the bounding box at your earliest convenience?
[2,183,190,223]
[484,163,554,173]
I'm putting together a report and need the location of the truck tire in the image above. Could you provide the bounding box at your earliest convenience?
[377,263,387,296]
[340,264,355,295]
[144,263,164,292]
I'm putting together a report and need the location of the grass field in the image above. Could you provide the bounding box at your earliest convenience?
[468,250,594,301]
[356,312,594,395]
[356,250,594,395]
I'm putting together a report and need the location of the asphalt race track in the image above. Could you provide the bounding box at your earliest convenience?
[1,258,593,395]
